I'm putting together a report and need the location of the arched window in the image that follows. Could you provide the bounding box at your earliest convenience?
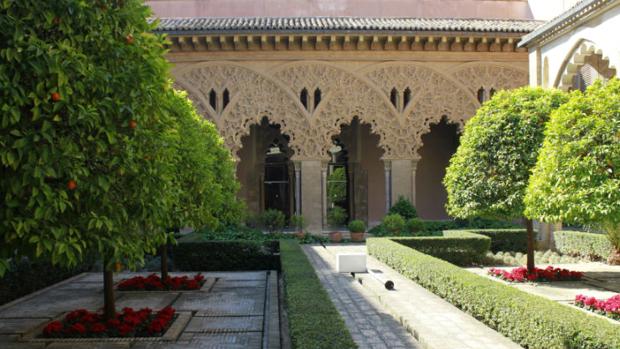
[314,88,322,109]
[222,88,230,109]
[390,88,398,109]
[209,89,217,110]
[477,87,485,104]
[300,88,308,109]
[403,87,412,109]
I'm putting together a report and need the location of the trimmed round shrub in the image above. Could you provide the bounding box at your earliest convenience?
[258,209,286,232]
[406,218,424,233]
[383,214,405,235]
[389,196,417,219]
[348,220,366,233]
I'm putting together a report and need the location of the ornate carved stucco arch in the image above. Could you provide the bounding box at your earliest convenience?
[553,39,617,90]
[362,62,479,158]
[450,62,528,100]
[272,61,401,159]
[172,62,321,160]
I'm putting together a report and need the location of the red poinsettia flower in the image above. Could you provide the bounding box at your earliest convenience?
[43,321,63,336]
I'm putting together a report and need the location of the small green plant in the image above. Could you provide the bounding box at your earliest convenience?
[348,220,366,233]
[327,206,347,228]
[406,218,424,233]
[259,209,286,232]
[290,214,307,232]
[389,196,418,220]
[383,214,405,235]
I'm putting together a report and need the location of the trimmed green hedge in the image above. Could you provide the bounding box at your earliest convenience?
[368,238,620,349]
[453,229,529,253]
[173,240,280,271]
[1,258,93,306]
[392,231,490,265]
[554,231,613,261]
[280,240,357,349]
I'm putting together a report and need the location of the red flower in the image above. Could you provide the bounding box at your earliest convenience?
[43,321,63,336]
[90,323,107,334]
[117,323,134,337]
[68,322,87,335]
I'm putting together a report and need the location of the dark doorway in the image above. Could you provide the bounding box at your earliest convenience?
[264,138,291,219]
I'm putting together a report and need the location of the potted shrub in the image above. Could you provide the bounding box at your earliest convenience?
[383,214,405,236]
[348,220,366,242]
[389,196,418,220]
[327,206,347,243]
[259,209,286,233]
[290,214,307,239]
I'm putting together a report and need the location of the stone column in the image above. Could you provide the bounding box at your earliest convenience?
[390,159,418,206]
[294,161,301,215]
[299,160,324,233]
[384,160,392,213]
[321,161,328,229]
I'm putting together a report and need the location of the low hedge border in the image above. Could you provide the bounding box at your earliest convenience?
[554,231,613,261]
[450,229,529,253]
[173,240,280,271]
[280,240,356,349]
[367,238,620,349]
[392,230,490,265]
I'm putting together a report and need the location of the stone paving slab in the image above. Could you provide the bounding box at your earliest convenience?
[186,316,264,332]
[115,292,179,309]
[0,290,102,318]
[0,319,50,335]
[302,245,421,349]
[134,332,263,349]
[174,288,265,316]
[212,279,266,289]
[307,245,522,349]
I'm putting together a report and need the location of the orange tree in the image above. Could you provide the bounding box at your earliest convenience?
[159,90,243,278]
[0,0,175,318]
[444,87,568,272]
[526,79,620,264]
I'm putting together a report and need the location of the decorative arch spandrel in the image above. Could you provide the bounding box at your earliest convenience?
[450,63,528,99]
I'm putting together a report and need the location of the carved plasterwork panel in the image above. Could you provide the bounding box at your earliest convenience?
[451,63,528,98]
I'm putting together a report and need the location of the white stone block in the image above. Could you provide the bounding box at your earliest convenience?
[336,253,367,273]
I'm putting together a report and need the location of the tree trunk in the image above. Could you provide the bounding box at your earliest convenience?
[160,243,169,280]
[103,266,116,320]
[524,218,535,273]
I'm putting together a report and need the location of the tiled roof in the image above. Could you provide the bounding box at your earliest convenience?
[153,17,543,34]
[520,0,617,46]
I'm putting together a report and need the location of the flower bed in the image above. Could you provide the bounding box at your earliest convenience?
[42,307,175,338]
[575,294,620,320]
[488,266,583,282]
[117,274,205,291]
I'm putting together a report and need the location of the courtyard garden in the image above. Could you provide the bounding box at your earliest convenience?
[2,1,620,349]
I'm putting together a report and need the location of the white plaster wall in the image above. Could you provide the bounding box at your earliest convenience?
[537,3,620,87]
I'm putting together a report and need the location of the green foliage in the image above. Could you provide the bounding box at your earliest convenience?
[290,214,307,231]
[163,90,243,233]
[181,225,328,245]
[382,214,405,234]
[484,250,588,266]
[526,79,620,249]
[173,240,280,271]
[0,0,177,275]
[388,196,417,219]
[392,231,491,265]
[280,240,357,349]
[347,219,366,233]
[327,206,347,227]
[1,257,94,306]
[553,231,613,261]
[258,209,286,232]
[405,218,425,233]
[368,238,620,349]
[445,87,568,219]
[462,229,529,253]
[327,167,347,205]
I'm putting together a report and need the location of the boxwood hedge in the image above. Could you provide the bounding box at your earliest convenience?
[452,229,529,253]
[392,230,490,265]
[280,240,357,349]
[173,240,280,271]
[368,238,620,349]
[554,231,613,261]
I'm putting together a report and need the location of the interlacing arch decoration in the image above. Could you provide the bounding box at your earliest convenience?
[173,62,320,160]
[272,62,403,159]
[554,40,617,91]
[450,63,528,104]
[363,63,480,157]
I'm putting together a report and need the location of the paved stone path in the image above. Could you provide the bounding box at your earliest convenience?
[303,245,421,349]
[0,271,279,349]
[305,244,522,349]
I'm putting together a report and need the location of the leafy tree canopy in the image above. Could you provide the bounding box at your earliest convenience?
[525,79,620,228]
[444,87,568,220]
[0,0,174,275]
